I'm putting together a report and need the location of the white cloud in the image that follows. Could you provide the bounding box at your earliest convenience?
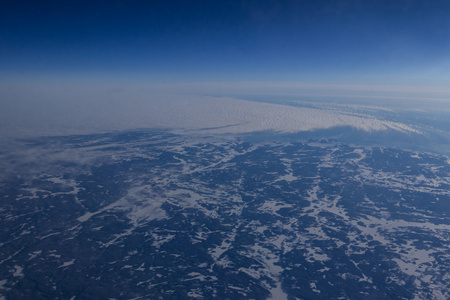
[0,81,421,138]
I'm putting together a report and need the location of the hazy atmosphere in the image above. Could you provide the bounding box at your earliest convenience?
[1,0,450,139]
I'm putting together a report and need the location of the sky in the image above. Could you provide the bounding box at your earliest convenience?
[2,0,450,86]
[1,0,450,139]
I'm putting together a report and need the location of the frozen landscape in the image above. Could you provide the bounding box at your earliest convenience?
[1,98,449,299]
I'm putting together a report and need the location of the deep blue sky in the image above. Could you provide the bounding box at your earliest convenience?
[2,0,450,86]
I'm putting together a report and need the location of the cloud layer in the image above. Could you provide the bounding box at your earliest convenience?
[0,85,420,139]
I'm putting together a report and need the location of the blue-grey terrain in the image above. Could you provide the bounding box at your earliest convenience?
[1,100,450,299]
[1,132,449,299]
